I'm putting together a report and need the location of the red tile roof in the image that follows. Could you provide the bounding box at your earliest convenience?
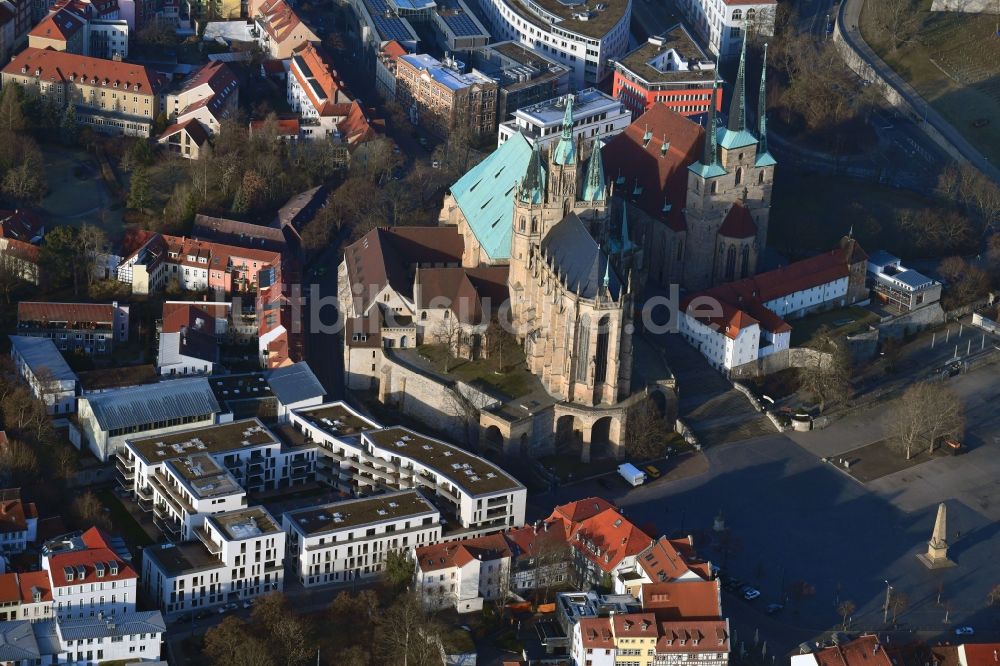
[415,533,512,572]
[0,573,19,603]
[3,47,167,95]
[0,489,36,534]
[250,118,301,137]
[290,42,350,116]
[552,497,616,524]
[47,527,137,588]
[159,118,211,146]
[812,635,892,666]
[382,40,408,59]
[337,100,384,148]
[602,103,704,231]
[29,7,85,40]
[960,644,1000,666]
[639,580,722,620]
[17,570,53,603]
[544,497,653,574]
[0,237,41,263]
[717,202,757,239]
[636,536,707,582]
[258,0,314,45]
[612,612,658,637]
[18,301,116,327]
[656,619,730,652]
[161,303,219,334]
[578,617,614,649]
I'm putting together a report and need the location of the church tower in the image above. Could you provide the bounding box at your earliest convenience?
[682,37,776,290]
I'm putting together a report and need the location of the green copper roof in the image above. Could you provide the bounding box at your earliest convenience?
[717,126,759,150]
[755,151,777,167]
[582,143,606,202]
[450,133,534,262]
[552,95,576,166]
[520,142,546,204]
[688,161,728,178]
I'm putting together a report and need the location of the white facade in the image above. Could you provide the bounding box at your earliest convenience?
[497,89,630,149]
[0,612,165,665]
[414,534,512,613]
[86,20,129,59]
[764,276,849,319]
[40,533,137,621]
[283,490,441,587]
[9,336,78,416]
[289,403,527,534]
[678,0,775,60]
[679,311,763,371]
[141,507,285,618]
[473,0,632,88]
[570,619,617,666]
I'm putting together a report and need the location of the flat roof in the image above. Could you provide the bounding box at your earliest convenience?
[143,541,224,576]
[505,0,629,40]
[128,419,279,464]
[165,455,243,499]
[294,402,381,438]
[514,88,623,126]
[400,54,495,91]
[210,374,273,402]
[285,490,436,535]
[207,506,281,541]
[616,26,716,85]
[364,427,523,495]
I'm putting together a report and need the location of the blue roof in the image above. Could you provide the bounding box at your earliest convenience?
[450,133,534,262]
[266,362,325,405]
[717,126,758,150]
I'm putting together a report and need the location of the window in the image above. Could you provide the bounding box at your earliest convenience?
[735,167,743,186]
[732,8,741,19]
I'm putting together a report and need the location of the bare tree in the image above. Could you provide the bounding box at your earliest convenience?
[889,590,909,624]
[374,593,442,666]
[0,438,39,485]
[485,319,519,373]
[71,491,112,532]
[433,314,466,373]
[797,327,852,413]
[939,256,991,309]
[867,0,921,51]
[888,381,964,460]
[838,600,856,629]
[987,584,1000,607]
[622,396,671,459]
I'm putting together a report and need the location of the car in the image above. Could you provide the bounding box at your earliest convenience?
[766,603,784,614]
[742,587,761,601]
[644,465,661,479]
[955,626,975,636]
[431,160,441,169]
[944,438,964,455]
[243,600,253,609]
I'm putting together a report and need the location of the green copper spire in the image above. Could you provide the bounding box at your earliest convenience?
[552,94,576,165]
[582,141,606,202]
[703,77,719,165]
[520,142,545,203]
[620,203,631,251]
[602,253,610,289]
[758,42,768,155]
[727,34,747,132]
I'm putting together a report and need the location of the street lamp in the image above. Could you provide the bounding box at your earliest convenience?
[882,580,893,624]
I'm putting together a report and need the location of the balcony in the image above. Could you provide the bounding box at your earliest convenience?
[247,459,265,472]
[149,472,195,515]
[153,513,182,539]
[196,527,222,555]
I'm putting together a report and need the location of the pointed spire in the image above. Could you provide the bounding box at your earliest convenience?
[757,42,768,154]
[620,202,630,252]
[582,141,606,202]
[520,142,545,203]
[602,253,611,289]
[930,502,947,548]
[561,93,574,139]
[701,77,719,166]
[727,33,747,132]
[552,94,576,165]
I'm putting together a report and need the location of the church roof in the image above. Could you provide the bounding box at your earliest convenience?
[755,151,777,167]
[541,213,621,300]
[603,104,704,231]
[415,266,509,325]
[717,202,757,239]
[449,132,534,262]
[717,126,758,150]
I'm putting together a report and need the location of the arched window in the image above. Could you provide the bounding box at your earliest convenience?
[735,167,743,186]
[758,170,766,185]
[732,8,742,20]
[594,316,610,384]
[725,246,736,282]
[694,179,700,194]
[574,315,590,382]
[676,239,684,262]
[740,245,751,279]
[746,8,755,20]
[519,217,526,232]
[420,311,427,321]
[711,181,719,194]
[530,217,538,233]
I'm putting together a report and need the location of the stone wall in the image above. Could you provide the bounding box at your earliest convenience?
[877,303,945,339]
[930,0,999,12]
[729,347,834,379]
[972,311,1000,334]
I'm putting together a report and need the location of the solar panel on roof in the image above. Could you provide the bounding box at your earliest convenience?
[308,78,328,100]
[442,12,484,36]
[292,55,313,78]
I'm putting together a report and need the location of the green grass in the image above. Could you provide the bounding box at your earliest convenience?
[789,306,880,347]
[770,171,963,258]
[416,345,537,400]
[95,488,154,548]
[859,0,1000,163]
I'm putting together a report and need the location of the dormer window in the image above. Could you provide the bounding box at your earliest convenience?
[109,562,119,575]
[63,566,74,582]
[113,81,118,88]
[32,588,41,603]
[34,68,41,76]
[76,565,86,580]
[20,66,26,73]
[95,562,106,578]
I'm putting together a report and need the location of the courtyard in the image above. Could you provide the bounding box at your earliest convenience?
[40,145,124,240]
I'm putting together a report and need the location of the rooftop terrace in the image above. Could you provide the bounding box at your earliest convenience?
[285,490,437,535]
[208,506,281,541]
[165,455,243,499]
[616,27,716,85]
[294,403,381,439]
[143,541,224,576]
[364,427,523,495]
[128,419,279,463]
[506,0,629,40]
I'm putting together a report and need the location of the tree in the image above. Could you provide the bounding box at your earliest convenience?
[60,104,78,146]
[350,136,400,184]
[867,0,921,51]
[622,396,671,459]
[374,593,443,666]
[485,319,519,373]
[888,590,909,624]
[797,327,852,413]
[0,83,26,132]
[433,314,466,372]
[938,256,991,309]
[383,548,415,593]
[887,381,965,460]
[127,165,151,212]
[988,584,1000,607]
[328,589,379,648]
[203,616,273,666]
[837,600,856,629]
[77,224,107,289]
[249,593,312,666]
[41,225,80,292]
[0,438,39,486]
[71,491,112,532]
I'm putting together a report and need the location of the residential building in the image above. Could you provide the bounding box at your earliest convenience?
[471,0,631,88]
[505,517,572,593]
[156,303,220,376]
[73,377,222,462]
[431,0,489,51]
[613,26,722,119]
[40,528,137,620]
[615,535,712,595]
[414,532,511,611]
[253,0,319,59]
[792,635,892,666]
[8,336,78,416]
[496,88,630,149]
[653,618,730,666]
[395,53,498,138]
[192,214,291,255]
[679,237,869,373]
[28,3,129,59]
[17,301,129,356]
[285,490,441,587]
[287,42,354,140]
[157,118,210,159]
[0,235,41,285]
[611,612,658,666]
[207,363,326,423]
[1,48,167,136]
[677,0,775,61]
[374,40,408,100]
[117,419,317,539]
[161,60,239,140]
[141,506,285,617]
[467,41,570,123]
[289,402,528,533]
[867,251,942,313]
[0,490,38,555]
[0,571,54,621]
[0,611,165,664]
[571,616,616,666]
[556,590,639,637]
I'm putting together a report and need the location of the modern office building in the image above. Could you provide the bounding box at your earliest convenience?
[466,41,570,122]
[677,0,775,61]
[496,88,630,148]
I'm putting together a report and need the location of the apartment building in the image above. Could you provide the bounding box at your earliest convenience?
[615,535,712,595]
[496,89,631,150]
[1,47,167,136]
[570,613,730,666]
[28,6,128,59]
[867,250,942,314]
[141,506,285,617]
[74,377,222,462]
[394,53,498,138]
[253,0,319,59]
[286,42,356,140]
[612,26,722,119]
[163,61,238,135]
[572,616,617,666]
[9,335,78,415]
[40,528,137,621]
[118,419,317,540]
[414,532,512,612]
[0,489,38,555]
[17,301,129,356]
[0,611,165,664]
[466,41,570,123]
[678,0,775,61]
[284,490,441,587]
[157,303,220,376]
[289,402,527,534]
[0,571,54,622]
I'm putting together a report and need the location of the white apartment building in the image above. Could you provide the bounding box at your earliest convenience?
[0,489,38,556]
[571,617,616,666]
[40,529,137,621]
[413,532,512,612]
[9,336,78,416]
[86,20,129,59]
[283,490,441,587]
[0,571,53,622]
[473,0,631,88]
[0,611,165,665]
[117,419,318,540]
[677,0,775,61]
[497,89,630,149]
[73,377,222,462]
[287,42,354,140]
[289,402,527,534]
[141,506,285,618]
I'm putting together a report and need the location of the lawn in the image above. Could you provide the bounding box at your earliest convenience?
[859,0,1000,163]
[789,305,880,347]
[41,145,125,240]
[770,171,963,258]
[416,345,537,400]
[95,487,154,548]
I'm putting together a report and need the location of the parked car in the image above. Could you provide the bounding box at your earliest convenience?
[766,603,784,614]
[742,587,761,601]
[955,626,975,636]
[944,438,964,455]
[644,465,661,479]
